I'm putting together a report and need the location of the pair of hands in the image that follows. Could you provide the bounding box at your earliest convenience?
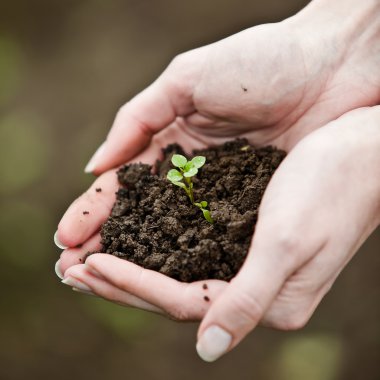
[55,0,380,362]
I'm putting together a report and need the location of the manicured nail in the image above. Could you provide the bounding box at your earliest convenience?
[72,287,96,296]
[54,230,68,250]
[62,276,91,292]
[196,326,232,362]
[84,142,106,173]
[55,259,64,279]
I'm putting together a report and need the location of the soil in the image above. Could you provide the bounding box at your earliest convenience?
[99,139,286,282]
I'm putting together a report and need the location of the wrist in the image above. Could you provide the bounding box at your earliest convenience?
[287,0,380,88]
[293,0,380,43]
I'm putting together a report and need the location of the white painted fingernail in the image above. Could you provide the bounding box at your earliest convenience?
[62,276,91,292]
[196,326,232,362]
[54,230,68,249]
[55,260,64,279]
[72,287,96,296]
[84,142,106,173]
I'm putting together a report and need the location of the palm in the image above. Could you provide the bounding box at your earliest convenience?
[59,107,380,329]
[137,21,379,159]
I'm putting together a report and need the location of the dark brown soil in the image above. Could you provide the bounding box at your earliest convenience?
[100,139,285,282]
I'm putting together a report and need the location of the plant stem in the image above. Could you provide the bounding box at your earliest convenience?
[184,177,194,203]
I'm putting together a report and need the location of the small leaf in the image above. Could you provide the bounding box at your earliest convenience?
[191,156,206,169]
[200,201,208,208]
[184,161,194,172]
[202,209,214,224]
[171,154,187,168]
[173,181,186,189]
[184,167,198,177]
[167,169,183,182]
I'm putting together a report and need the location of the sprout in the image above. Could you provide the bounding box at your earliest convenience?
[167,154,214,224]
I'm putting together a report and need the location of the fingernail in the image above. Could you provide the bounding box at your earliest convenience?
[196,326,232,362]
[62,276,91,292]
[84,142,106,173]
[54,230,68,250]
[55,259,64,279]
[72,287,96,296]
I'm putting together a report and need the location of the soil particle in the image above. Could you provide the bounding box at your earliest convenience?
[83,211,89,215]
[99,139,285,282]
[96,188,102,192]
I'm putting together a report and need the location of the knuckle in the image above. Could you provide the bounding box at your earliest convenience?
[271,227,303,268]
[228,291,264,326]
[277,313,310,331]
[164,52,198,101]
[275,229,301,253]
[168,53,189,71]
[116,103,129,118]
[169,305,190,321]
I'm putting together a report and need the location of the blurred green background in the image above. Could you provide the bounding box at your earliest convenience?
[0,1,379,379]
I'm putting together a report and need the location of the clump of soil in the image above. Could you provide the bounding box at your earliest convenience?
[100,139,285,282]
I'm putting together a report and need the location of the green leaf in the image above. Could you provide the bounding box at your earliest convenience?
[200,201,208,208]
[167,169,183,182]
[171,154,187,168]
[184,161,194,172]
[173,181,186,189]
[191,156,206,169]
[202,209,214,224]
[184,167,198,177]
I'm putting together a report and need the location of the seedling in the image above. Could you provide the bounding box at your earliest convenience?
[167,154,214,224]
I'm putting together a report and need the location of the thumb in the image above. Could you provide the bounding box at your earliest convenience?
[85,55,196,175]
[196,239,293,362]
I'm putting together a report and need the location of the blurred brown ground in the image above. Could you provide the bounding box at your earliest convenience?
[0,1,379,379]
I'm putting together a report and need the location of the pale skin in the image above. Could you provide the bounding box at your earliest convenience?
[55,0,380,362]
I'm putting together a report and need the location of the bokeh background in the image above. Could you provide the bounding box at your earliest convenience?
[0,0,379,379]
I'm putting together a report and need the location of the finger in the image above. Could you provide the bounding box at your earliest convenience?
[195,241,298,362]
[56,140,165,250]
[85,254,228,321]
[260,277,332,330]
[58,114,214,249]
[62,264,165,314]
[85,60,197,175]
[125,120,211,165]
[197,109,380,361]
[195,133,333,362]
[260,228,366,330]
[56,233,102,278]
[56,170,119,248]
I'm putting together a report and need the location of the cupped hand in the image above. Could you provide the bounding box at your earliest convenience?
[81,11,379,176]
[55,4,380,362]
[56,7,380,251]
[57,106,380,361]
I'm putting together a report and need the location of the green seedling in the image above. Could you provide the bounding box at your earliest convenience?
[167,154,214,224]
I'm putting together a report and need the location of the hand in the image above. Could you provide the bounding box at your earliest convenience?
[55,0,380,362]
[58,107,380,362]
[55,0,380,250]
[79,0,379,175]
